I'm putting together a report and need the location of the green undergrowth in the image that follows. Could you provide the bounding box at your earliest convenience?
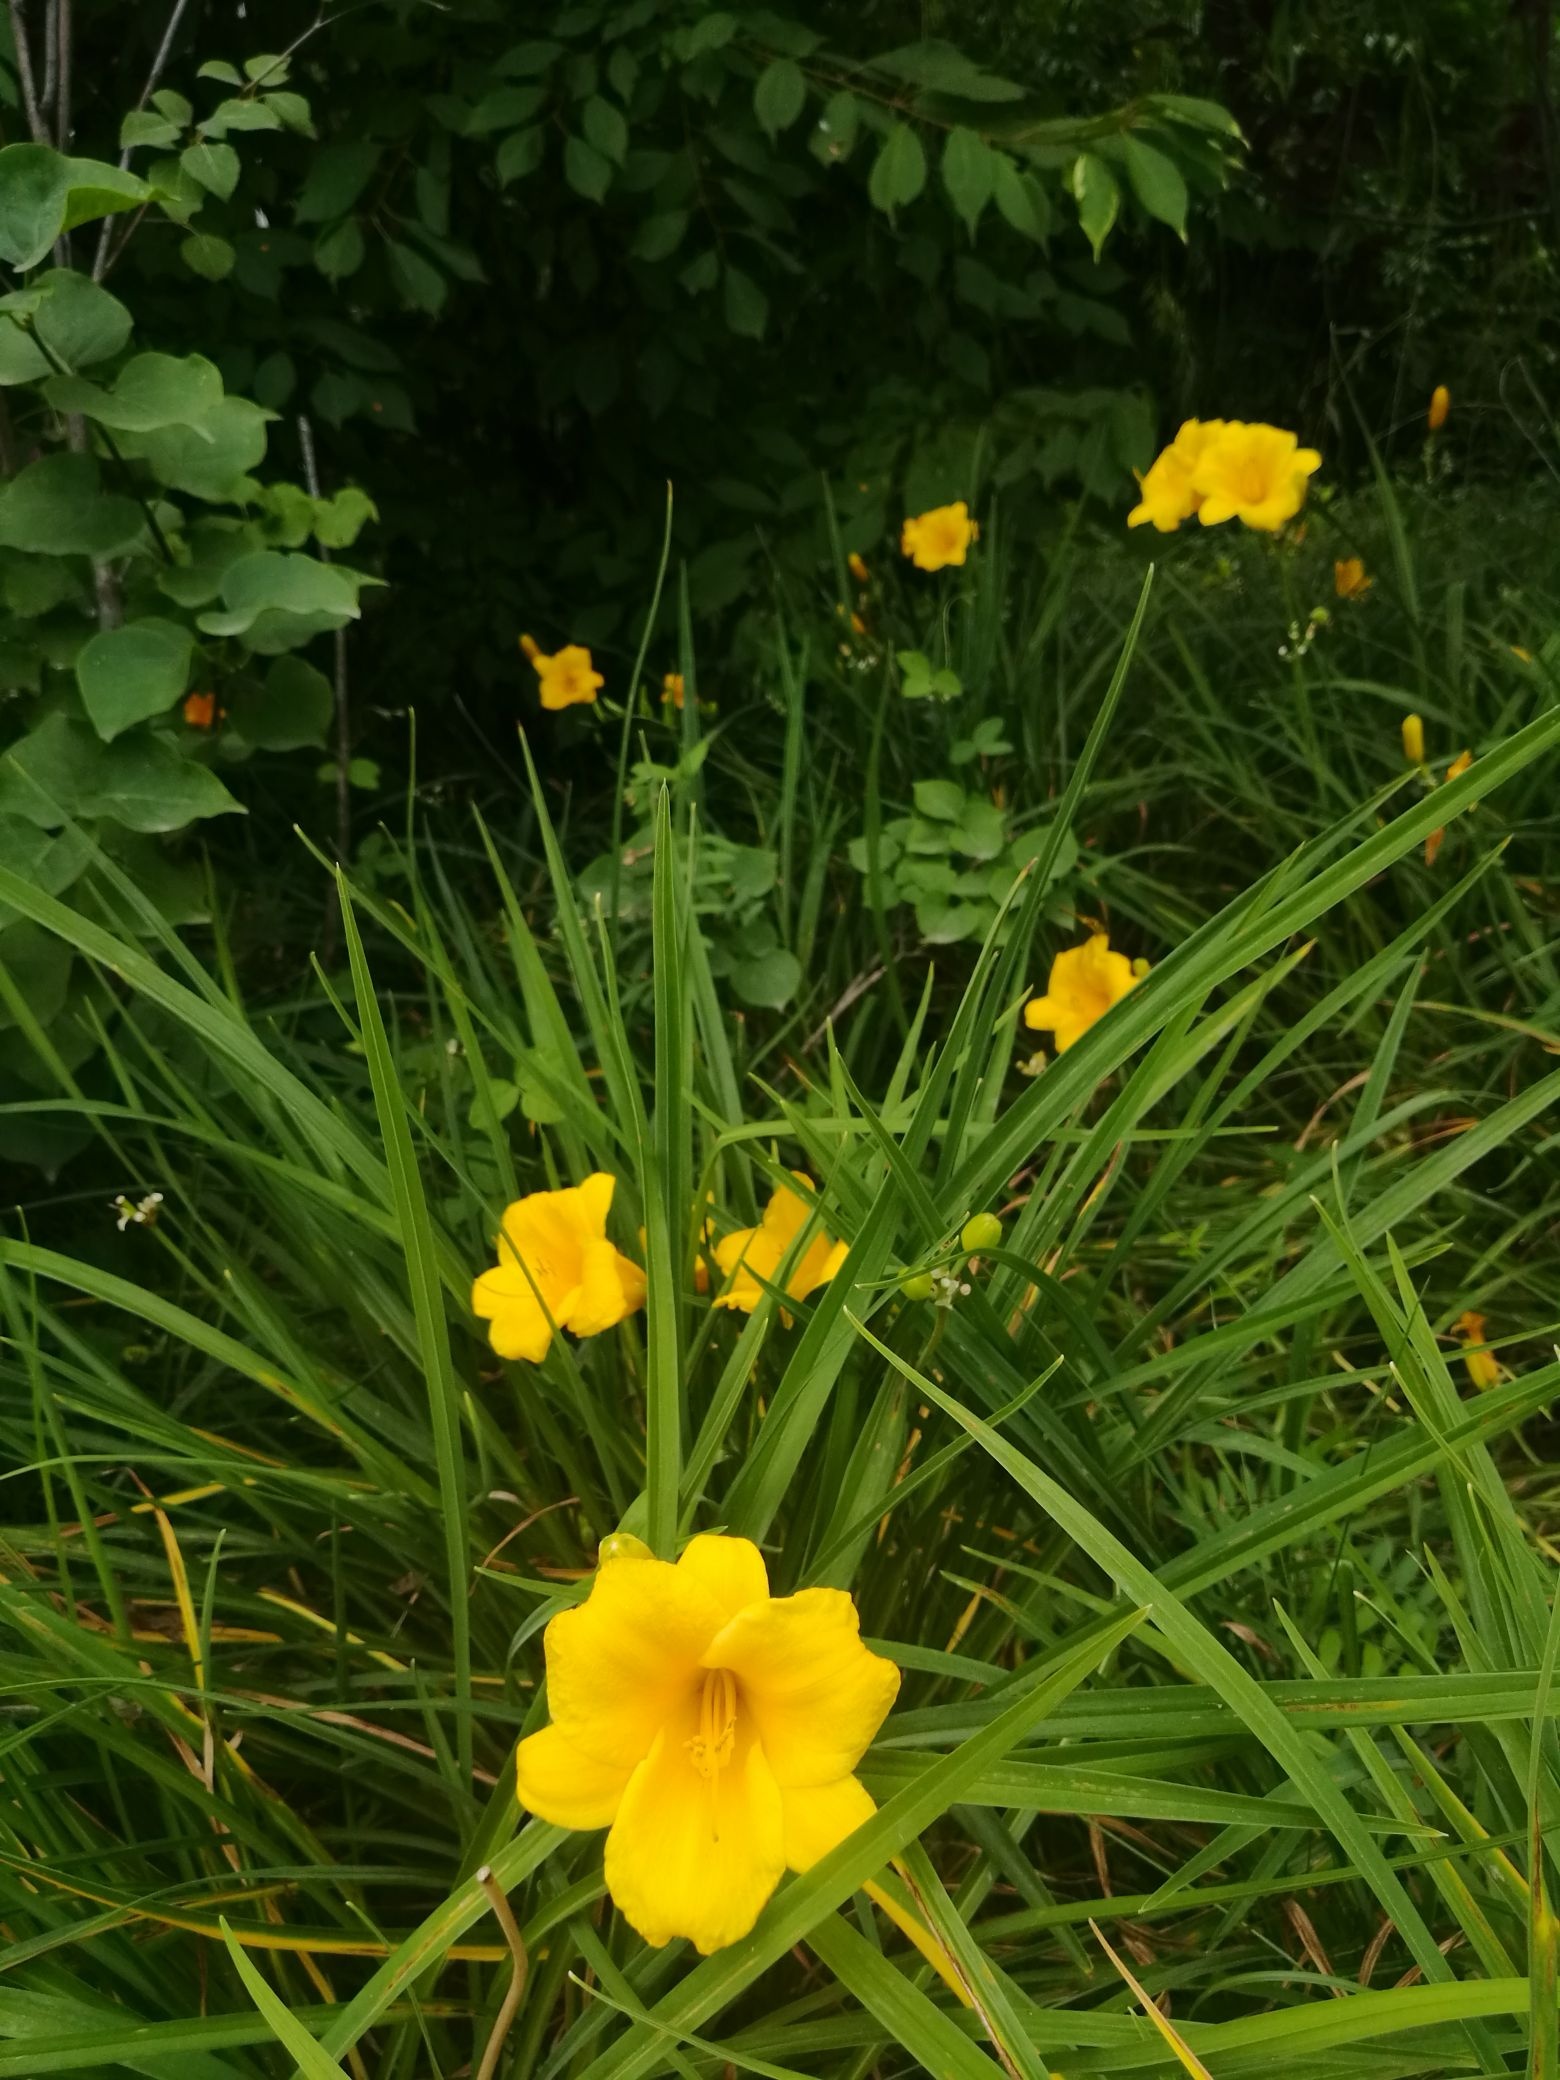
[0,544,1559,2078]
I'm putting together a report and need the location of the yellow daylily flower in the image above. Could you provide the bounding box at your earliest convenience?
[662,672,685,709]
[899,501,978,571]
[1126,418,1226,532]
[1334,556,1372,600]
[1428,384,1451,432]
[1024,933,1142,1054]
[1191,422,1322,532]
[1401,712,1425,765]
[521,635,605,711]
[472,1174,645,1363]
[515,1532,899,1954]
[1455,1310,1499,1390]
[1424,748,1475,866]
[713,1172,848,1315]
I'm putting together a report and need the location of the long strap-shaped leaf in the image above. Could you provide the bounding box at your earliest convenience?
[849,1313,1488,2037]
[338,874,473,1793]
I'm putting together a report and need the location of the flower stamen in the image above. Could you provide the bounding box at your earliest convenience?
[687,1667,739,1781]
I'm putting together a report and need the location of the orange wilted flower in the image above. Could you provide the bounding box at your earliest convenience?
[1334,557,1372,600]
[847,551,870,585]
[183,692,221,729]
[1454,1310,1499,1390]
[662,672,685,709]
[1428,385,1451,432]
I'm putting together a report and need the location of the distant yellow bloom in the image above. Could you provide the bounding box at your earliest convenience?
[1425,748,1476,866]
[521,636,604,711]
[662,672,685,709]
[1192,422,1322,532]
[1024,933,1142,1054]
[1401,712,1425,765]
[473,1174,645,1362]
[1455,1310,1499,1390]
[1334,556,1372,600]
[847,551,870,584]
[900,501,978,572]
[1428,384,1451,432]
[713,1172,848,1314]
[514,1532,899,1954]
[1511,645,1534,664]
[1127,418,1226,532]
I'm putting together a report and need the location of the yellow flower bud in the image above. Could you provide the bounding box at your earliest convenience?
[598,1531,654,1564]
[1428,384,1450,431]
[1401,713,1425,765]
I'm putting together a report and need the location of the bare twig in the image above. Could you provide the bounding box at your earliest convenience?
[474,1866,528,2080]
[92,0,195,279]
[8,0,50,143]
[39,0,54,121]
[54,0,70,147]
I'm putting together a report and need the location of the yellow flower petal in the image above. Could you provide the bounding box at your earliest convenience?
[605,1710,786,1952]
[781,1772,876,1870]
[567,1237,646,1336]
[542,1556,725,1770]
[471,1266,554,1363]
[515,1722,632,1829]
[677,1533,770,1621]
[705,1586,900,1787]
[712,1174,846,1314]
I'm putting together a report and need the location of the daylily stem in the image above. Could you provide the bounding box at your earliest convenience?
[474,1865,529,2080]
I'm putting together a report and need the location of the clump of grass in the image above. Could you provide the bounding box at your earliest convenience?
[0,544,1558,2079]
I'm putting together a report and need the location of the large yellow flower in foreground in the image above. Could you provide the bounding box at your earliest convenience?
[900,501,978,571]
[515,1533,899,1953]
[713,1172,848,1313]
[521,634,604,710]
[1024,933,1141,1054]
[1191,422,1321,532]
[473,1174,645,1362]
[1127,418,1226,532]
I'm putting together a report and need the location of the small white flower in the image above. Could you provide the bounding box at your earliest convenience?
[931,1268,969,1310]
[112,1191,164,1232]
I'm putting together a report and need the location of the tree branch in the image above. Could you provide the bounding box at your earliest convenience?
[7,0,51,144]
[92,0,195,279]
